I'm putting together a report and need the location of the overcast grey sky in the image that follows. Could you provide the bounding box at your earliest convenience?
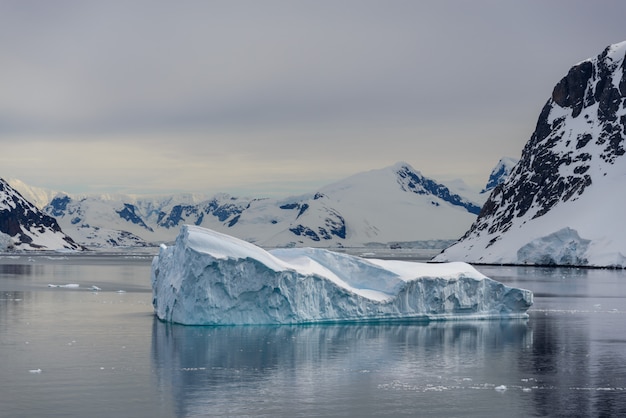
[1,1,625,196]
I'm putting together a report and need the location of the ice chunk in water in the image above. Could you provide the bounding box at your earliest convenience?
[151,225,533,325]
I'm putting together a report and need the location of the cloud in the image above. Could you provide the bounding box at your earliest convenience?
[1,1,625,195]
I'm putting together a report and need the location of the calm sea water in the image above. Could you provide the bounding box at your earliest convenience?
[1,253,625,417]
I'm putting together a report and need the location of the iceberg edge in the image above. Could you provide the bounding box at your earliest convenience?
[151,225,533,325]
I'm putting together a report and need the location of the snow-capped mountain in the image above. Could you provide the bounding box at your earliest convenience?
[480,157,518,194]
[0,179,83,251]
[435,41,626,267]
[40,162,484,249]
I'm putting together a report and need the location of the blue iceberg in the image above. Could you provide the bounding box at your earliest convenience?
[151,225,533,325]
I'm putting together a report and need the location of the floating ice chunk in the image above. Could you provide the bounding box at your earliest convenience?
[29,369,42,374]
[517,227,590,266]
[48,283,80,288]
[495,385,507,392]
[151,225,533,325]
[90,286,102,291]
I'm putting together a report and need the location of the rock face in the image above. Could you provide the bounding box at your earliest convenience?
[0,179,83,251]
[151,225,533,325]
[435,41,626,267]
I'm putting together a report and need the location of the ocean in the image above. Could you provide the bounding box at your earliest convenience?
[1,253,625,417]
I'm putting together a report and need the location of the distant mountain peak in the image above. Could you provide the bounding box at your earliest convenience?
[7,178,59,209]
[481,157,518,194]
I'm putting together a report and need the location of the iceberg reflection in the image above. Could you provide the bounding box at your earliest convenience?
[151,319,531,417]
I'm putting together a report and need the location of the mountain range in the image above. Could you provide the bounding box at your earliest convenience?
[435,41,626,267]
[4,160,514,250]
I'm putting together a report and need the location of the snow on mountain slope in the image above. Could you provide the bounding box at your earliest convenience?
[0,179,83,251]
[41,162,483,248]
[435,41,626,267]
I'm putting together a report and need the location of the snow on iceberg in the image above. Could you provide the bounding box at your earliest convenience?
[151,225,533,325]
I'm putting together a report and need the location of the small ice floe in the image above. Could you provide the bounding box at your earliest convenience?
[90,286,102,291]
[48,283,80,288]
[116,290,127,293]
[29,369,42,374]
[494,385,507,392]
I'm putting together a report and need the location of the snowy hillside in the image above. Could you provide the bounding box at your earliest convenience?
[0,179,83,251]
[38,162,485,249]
[435,41,626,267]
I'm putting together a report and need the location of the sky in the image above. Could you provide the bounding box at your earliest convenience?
[1,1,625,197]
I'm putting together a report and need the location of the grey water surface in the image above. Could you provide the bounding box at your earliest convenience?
[0,254,625,417]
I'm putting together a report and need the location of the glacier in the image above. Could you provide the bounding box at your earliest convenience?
[151,225,533,325]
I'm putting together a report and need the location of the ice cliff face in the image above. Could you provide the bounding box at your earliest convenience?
[151,225,532,325]
[0,179,83,251]
[435,41,626,267]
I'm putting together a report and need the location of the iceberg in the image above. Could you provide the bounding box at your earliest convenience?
[151,225,533,325]
[516,227,591,266]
